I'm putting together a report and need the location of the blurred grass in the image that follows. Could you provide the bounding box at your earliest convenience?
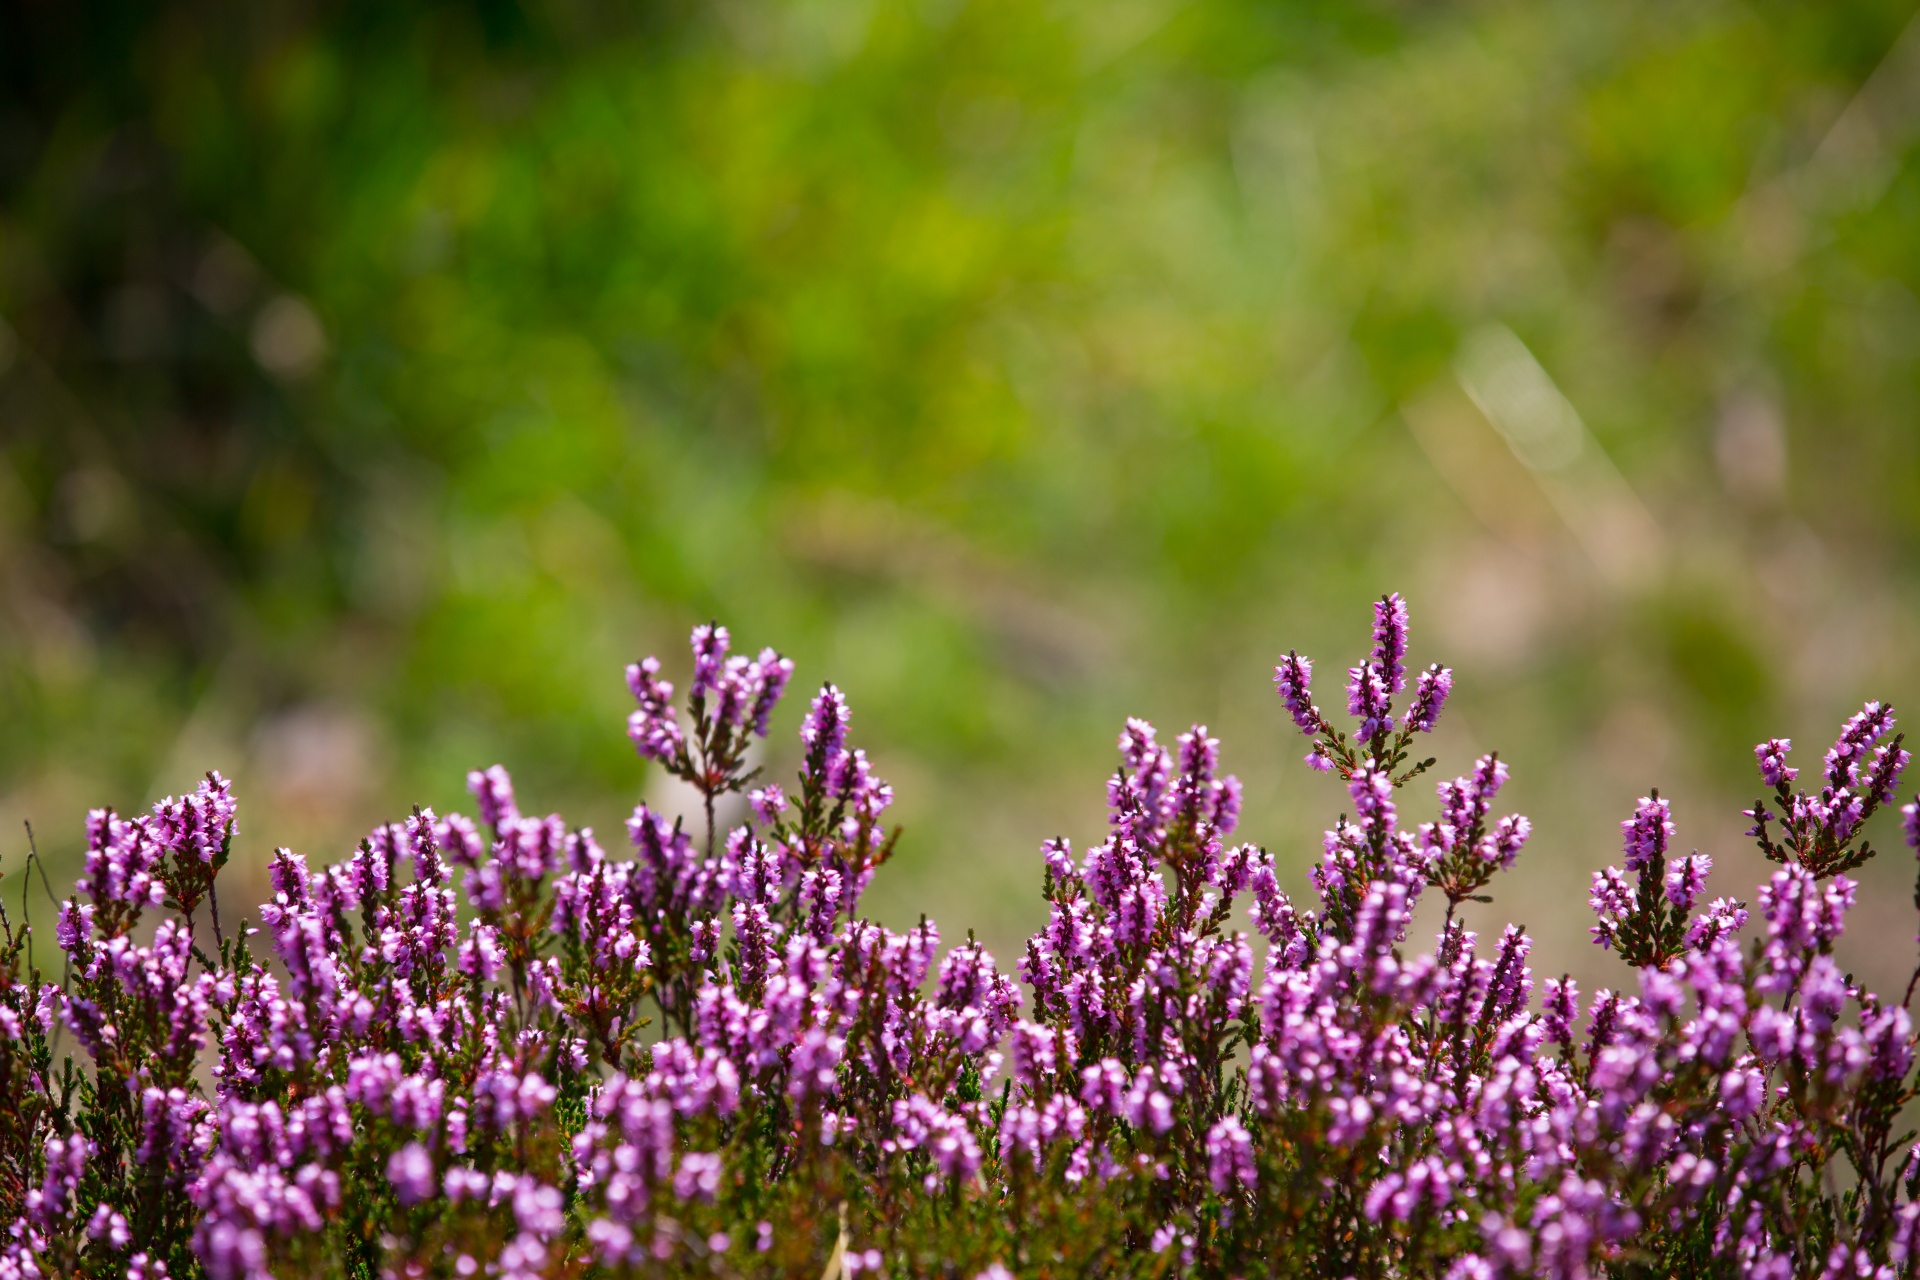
[4,0,1920,994]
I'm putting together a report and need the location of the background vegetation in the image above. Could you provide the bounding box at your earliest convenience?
[5,0,1920,995]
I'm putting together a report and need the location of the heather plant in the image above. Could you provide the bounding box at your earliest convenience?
[2,596,1919,1279]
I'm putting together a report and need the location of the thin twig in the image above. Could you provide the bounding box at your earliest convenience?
[25,821,68,1058]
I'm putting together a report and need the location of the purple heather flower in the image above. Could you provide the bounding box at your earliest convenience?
[1118,719,1173,816]
[1825,701,1896,789]
[690,623,730,698]
[1757,864,1852,955]
[1664,854,1711,912]
[801,684,850,758]
[31,1133,91,1228]
[1273,652,1322,736]
[1486,814,1530,868]
[1621,796,1673,871]
[1206,1116,1256,1193]
[387,1143,436,1207]
[467,764,519,829]
[1754,738,1797,788]
[839,749,893,822]
[1866,740,1911,807]
[1372,592,1411,695]
[87,1204,130,1249]
[79,807,165,911]
[786,1027,843,1101]
[1407,663,1452,733]
[24,592,1920,1279]
[1542,976,1578,1048]
[800,684,853,796]
[1588,867,1634,952]
[512,1179,568,1237]
[1684,898,1748,951]
[138,770,239,880]
[749,785,787,826]
[748,648,795,736]
[1177,723,1219,784]
[1863,1004,1914,1082]
[625,657,684,764]
[1347,661,1395,740]
[705,641,792,743]
[1718,1066,1765,1120]
[1348,762,1397,839]
[1366,1155,1455,1224]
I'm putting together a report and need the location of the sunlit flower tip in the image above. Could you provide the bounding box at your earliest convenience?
[466,764,519,829]
[690,622,731,697]
[625,655,669,703]
[1621,795,1673,870]
[1273,651,1321,735]
[1407,664,1452,733]
[801,684,850,756]
[1371,592,1410,696]
[1753,737,1796,788]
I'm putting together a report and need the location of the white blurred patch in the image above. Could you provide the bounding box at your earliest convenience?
[1427,538,1551,668]
[1456,325,1585,474]
[1715,388,1788,505]
[192,238,260,316]
[251,294,327,380]
[57,468,132,544]
[1592,700,1675,794]
[252,705,378,826]
[1455,324,1664,591]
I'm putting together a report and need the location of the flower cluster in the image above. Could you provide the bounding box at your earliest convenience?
[2,599,1919,1277]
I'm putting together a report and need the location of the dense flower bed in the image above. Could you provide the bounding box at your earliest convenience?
[1,596,1917,1277]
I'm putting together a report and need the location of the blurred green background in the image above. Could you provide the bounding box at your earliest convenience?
[5,0,1920,995]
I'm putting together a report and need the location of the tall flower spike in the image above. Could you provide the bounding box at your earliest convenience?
[801,684,850,760]
[1621,795,1673,872]
[1273,652,1322,736]
[690,623,731,698]
[1371,592,1410,696]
